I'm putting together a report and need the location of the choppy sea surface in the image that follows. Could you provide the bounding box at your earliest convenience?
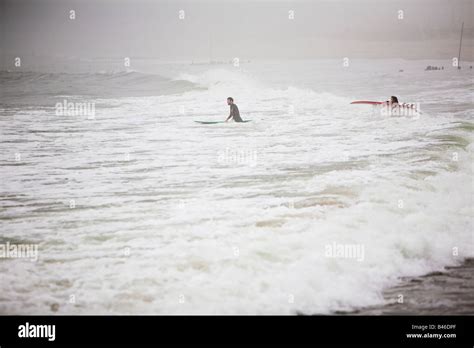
[0,59,473,314]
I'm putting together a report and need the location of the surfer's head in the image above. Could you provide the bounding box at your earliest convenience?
[390,96,399,104]
[227,97,234,105]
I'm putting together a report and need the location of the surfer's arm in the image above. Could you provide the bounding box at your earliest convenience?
[225,108,233,122]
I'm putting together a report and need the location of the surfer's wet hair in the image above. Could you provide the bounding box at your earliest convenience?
[227,97,234,102]
[390,96,399,103]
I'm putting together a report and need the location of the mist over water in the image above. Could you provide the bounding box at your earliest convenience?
[2,0,473,61]
[0,59,472,314]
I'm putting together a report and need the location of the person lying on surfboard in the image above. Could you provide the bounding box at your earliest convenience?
[225,97,243,122]
[350,97,419,114]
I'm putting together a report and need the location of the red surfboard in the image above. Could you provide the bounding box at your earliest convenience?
[350,101,384,105]
[351,100,418,112]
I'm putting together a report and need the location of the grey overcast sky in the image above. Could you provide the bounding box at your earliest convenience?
[1,0,473,60]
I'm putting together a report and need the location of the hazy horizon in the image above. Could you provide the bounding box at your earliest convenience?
[1,0,473,66]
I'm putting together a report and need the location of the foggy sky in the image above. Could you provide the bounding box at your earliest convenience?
[1,0,473,61]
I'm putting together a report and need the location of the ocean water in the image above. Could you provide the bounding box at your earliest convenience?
[0,59,473,314]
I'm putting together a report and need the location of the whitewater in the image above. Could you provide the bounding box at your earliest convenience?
[0,59,472,314]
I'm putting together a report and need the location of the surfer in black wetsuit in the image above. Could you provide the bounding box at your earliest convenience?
[225,97,243,122]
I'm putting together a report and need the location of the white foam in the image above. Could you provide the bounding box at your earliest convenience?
[0,62,472,314]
